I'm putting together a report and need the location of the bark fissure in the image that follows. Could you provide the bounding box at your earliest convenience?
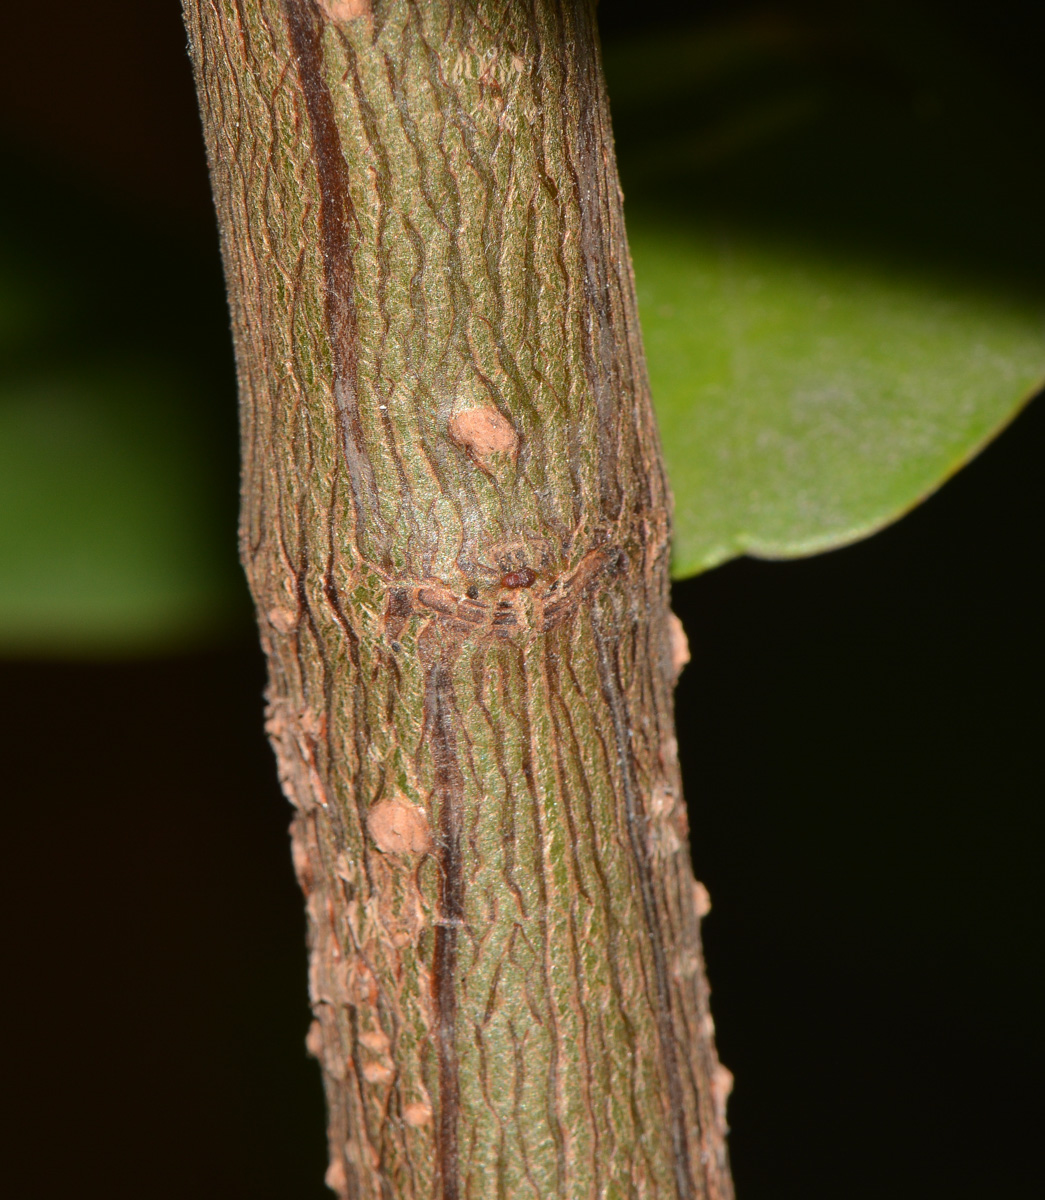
[426,662,464,1200]
[183,1,734,1196]
[282,0,374,540]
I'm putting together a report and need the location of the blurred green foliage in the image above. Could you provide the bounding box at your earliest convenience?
[0,151,244,656]
[0,2,1041,653]
[0,368,238,653]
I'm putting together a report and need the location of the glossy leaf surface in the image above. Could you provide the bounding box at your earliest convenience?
[605,13,1045,575]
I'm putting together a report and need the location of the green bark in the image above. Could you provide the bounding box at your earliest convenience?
[182,2,733,1196]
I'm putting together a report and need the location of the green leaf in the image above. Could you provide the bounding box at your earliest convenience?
[632,223,1045,575]
[606,11,1045,577]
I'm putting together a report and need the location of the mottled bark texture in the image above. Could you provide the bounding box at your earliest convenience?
[182,2,733,1196]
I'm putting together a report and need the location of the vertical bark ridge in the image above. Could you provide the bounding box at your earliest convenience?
[591,609,694,1200]
[183,1,735,1196]
[516,641,570,1197]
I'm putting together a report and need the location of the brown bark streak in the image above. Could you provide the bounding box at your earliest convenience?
[282,0,374,535]
[182,1,735,1196]
[427,662,463,1200]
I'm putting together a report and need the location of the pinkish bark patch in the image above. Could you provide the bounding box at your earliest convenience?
[668,610,691,679]
[318,0,370,21]
[367,798,432,855]
[448,407,519,470]
[403,1099,433,1127]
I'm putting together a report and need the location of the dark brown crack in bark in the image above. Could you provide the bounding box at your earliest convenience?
[427,662,463,1200]
[183,1,734,1197]
[283,0,378,544]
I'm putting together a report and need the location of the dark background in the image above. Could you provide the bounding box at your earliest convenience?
[1,2,1042,1197]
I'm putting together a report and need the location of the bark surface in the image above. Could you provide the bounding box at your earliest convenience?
[183,2,734,1197]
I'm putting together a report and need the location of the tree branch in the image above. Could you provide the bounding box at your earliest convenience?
[183,1,733,1195]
